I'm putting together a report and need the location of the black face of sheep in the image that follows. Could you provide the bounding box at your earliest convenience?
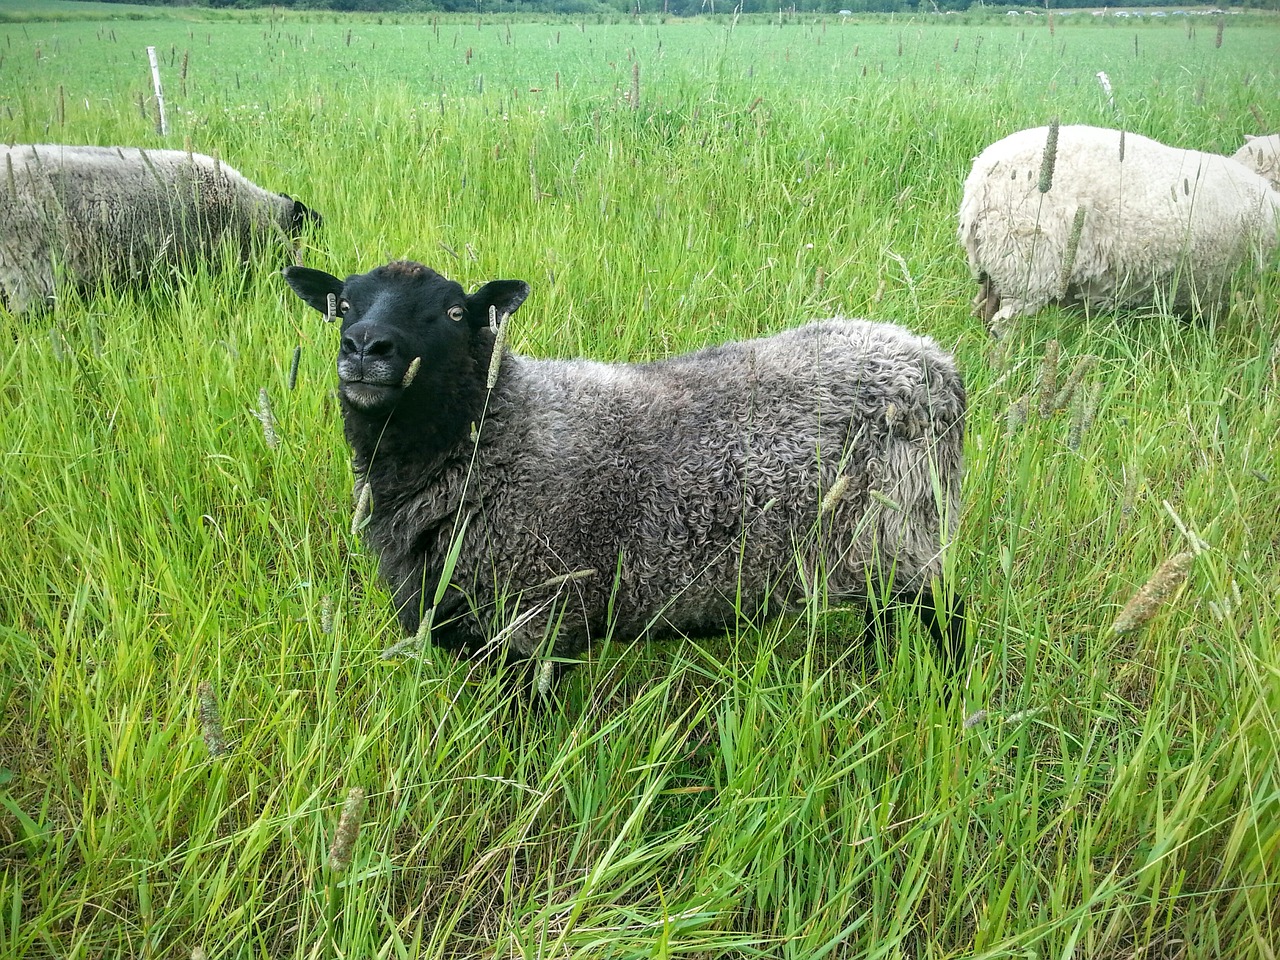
[284,261,528,448]
[283,195,323,233]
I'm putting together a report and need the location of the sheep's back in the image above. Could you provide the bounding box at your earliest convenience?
[458,320,963,653]
[960,125,1280,306]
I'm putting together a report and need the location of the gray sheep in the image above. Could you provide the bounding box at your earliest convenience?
[284,261,967,676]
[1,144,319,313]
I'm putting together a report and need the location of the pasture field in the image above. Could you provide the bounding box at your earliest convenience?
[1,4,1279,957]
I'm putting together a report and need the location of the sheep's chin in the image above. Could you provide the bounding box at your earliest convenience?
[340,381,400,411]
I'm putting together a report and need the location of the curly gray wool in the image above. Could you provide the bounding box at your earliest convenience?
[1,144,316,313]
[285,263,965,663]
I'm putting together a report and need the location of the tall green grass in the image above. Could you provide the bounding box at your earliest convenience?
[1,6,1278,958]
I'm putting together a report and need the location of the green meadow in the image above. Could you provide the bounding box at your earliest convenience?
[1,3,1279,957]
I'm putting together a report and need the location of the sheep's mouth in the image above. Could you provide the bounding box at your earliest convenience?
[339,378,401,410]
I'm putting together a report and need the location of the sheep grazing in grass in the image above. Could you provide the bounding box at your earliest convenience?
[284,261,967,683]
[958,125,1280,335]
[0,144,320,314]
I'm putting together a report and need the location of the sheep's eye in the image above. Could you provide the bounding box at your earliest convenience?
[339,299,351,314]
[447,305,466,323]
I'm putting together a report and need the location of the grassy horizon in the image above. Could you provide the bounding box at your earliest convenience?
[1,6,1278,959]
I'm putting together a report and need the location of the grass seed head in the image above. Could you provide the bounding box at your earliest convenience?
[1038,339,1060,419]
[1038,118,1060,193]
[1005,394,1030,439]
[537,660,556,697]
[327,787,366,873]
[352,482,372,537]
[320,594,333,634]
[1112,552,1194,634]
[1068,377,1102,450]
[869,489,902,512]
[1058,206,1087,299]
[401,356,421,389]
[197,681,229,758]
[287,345,301,391]
[820,474,850,514]
[487,308,509,389]
[256,387,278,450]
[1053,353,1098,412]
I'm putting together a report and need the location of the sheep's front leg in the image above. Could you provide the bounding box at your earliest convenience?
[971,272,1001,326]
[865,586,966,669]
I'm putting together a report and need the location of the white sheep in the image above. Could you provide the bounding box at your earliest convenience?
[0,144,319,314]
[958,125,1280,334]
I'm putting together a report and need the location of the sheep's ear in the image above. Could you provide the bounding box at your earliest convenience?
[284,266,344,317]
[285,197,322,232]
[467,280,529,327]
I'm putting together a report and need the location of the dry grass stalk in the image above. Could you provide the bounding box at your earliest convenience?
[1095,71,1115,112]
[1162,500,1210,555]
[534,568,598,591]
[1208,580,1242,624]
[1112,552,1194,634]
[327,787,366,873]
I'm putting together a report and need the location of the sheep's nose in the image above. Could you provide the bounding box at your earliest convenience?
[340,325,394,359]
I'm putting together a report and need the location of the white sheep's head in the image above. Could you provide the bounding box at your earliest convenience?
[1231,134,1280,192]
[283,261,528,416]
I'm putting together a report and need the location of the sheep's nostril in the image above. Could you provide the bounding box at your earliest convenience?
[340,335,359,356]
[364,337,395,358]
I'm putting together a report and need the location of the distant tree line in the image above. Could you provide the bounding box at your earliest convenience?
[78,0,1264,17]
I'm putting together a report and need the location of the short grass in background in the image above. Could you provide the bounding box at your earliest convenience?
[1,3,1278,957]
